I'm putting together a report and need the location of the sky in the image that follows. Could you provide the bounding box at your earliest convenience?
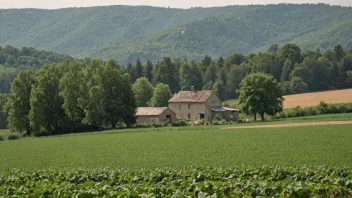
[0,0,351,9]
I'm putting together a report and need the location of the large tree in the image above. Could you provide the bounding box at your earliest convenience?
[59,61,85,133]
[237,73,284,121]
[0,94,8,129]
[180,60,203,91]
[135,58,143,80]
[81,59,136,128]
[278,43,302,64]
[29,64,68,135]
[149,83,172,107]
[4,71,35,136]
[132,77,154,107]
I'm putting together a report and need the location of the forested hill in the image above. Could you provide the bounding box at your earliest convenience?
[92,4,352,63]
[1,4,352,64]
[0,5,252,57]
[0,45,76,93]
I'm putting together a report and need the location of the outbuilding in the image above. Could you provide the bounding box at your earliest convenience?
[136,107,177,124]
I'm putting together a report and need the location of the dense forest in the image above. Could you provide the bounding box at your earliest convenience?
[1,4,352,63]
[1,43,352,133]
[0,45,81,94]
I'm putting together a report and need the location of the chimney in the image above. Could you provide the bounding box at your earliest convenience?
[191,86,195,93]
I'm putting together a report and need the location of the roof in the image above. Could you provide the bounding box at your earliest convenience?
[222,107,240,112]
[209,107,226,112]
[136,107,169,116]
[210,107,240,112]
[168,90,214,103]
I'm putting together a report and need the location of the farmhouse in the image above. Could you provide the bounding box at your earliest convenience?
[168,86,239,122]
[135,107,177,124]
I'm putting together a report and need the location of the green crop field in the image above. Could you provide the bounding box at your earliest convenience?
[1,122,352,170]
[1,113,352,197]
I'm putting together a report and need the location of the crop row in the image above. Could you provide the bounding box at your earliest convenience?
[1,166,351,197]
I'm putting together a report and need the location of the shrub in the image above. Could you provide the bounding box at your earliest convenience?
[135,124,149,128]
[152,123,163,128]
[8,134,19,140]
[0,136,4,141]
[212,120,221,125]
[34,131,50,137]
[171,120,188,127]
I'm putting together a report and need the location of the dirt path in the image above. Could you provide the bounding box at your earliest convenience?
[225,121,352,129]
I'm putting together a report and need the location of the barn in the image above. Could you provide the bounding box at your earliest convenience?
[136,107,177,124]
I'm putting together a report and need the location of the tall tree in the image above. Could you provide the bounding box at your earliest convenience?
[180,60,202,91]
[217,56,224,68]
[237,73,284,121]
[278,43,302,64]
[154,57,180,93]
[280,59,293,82]
[4,71,35,136]
[0,94,8,129]
[334,44,345,62]
[59,61,85,133]
[29,64,68,135]
[203,62,217,86]
[144,60,153,82]
[149,83,172,107]
[200,55,212,73]
[132,77,154,107]
[135,58,143,80]
[226,65,248,99]
[213,80,225,100]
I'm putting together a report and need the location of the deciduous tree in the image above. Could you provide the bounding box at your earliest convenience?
[237,73,284,121]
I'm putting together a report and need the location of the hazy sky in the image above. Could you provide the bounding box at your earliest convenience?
[0,0,351,9]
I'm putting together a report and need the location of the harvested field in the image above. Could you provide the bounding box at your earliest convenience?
[283,89,352,109]
[225,120,352,129]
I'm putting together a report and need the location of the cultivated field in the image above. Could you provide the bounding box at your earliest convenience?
[1,114,352,170]
[1,113,352,197]
[283,89,352,109]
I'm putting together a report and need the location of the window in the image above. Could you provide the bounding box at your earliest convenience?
[188,104,191,109]
[188,114,191,119]
[200,114,205,119]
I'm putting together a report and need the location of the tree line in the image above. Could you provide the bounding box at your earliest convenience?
[129,43,352,104]
[1,60,136,136]
[1,43,352,134]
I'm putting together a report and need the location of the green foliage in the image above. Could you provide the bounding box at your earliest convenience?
[0,94,8,129]
[212,80,225,101]
[132,77,154,107]
[238,73,284,121]
[290,76,308,94]
[273,102,352,119]
[92,4,352,64]
[0,136,4,141]
[4,71,35,136]
[1,167,351,197]
[171,120,188,127]
[7,134,19,140]
[149,83,172,107]
[1,115,352,169]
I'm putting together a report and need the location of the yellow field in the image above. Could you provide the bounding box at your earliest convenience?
[283,89,352,109]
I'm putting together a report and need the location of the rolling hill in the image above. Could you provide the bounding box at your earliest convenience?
[91,4,352,63]
[0,5,252,57]
[1,4,352,63]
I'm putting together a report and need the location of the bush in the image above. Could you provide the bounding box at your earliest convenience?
[8,134,19,140]
[0,136,4,141]
[34,131,50,137]
[152,123,163,128]
[135,124,149,128]
[278,102,352,119]
[171,120,188,127]
[212,120,221,125]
